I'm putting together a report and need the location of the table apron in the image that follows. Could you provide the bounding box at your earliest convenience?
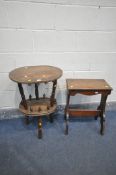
[68,90,111,96]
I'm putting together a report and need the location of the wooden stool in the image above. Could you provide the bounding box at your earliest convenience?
[65,79,112,135]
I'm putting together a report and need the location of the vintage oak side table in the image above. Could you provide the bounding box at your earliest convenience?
[9,65,62,138]
[65,79,112,135]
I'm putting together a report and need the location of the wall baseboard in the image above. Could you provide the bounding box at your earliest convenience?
[0,102,116,120]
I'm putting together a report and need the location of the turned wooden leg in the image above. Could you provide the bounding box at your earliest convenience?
[64,93,70,120]
[65,112,69,135]
[35,84,39,100]
[38,117,42,139]
[18,83,27,109]
[50,80,57,107]
[64,92,70,135]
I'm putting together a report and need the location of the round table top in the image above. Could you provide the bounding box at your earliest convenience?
[9,65,63,84]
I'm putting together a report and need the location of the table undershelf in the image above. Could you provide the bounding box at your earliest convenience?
[67,108,101,117]
[19,98,57,116]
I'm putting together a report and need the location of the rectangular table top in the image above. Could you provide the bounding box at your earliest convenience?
[66,79,112,91]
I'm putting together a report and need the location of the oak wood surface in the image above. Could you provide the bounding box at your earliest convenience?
[9,65,62,84]
[67,79,112,91]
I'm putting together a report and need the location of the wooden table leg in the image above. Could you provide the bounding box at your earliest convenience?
[94,105,100,120]
[38,117,43,139]
[50,80,57,107]
[18,83,27,109]
[64,93,70,120]
[100,114,105,135]
[65,112,69,135]
[99,94,108,135]
[35,84,39,100]
[65,92,70,135]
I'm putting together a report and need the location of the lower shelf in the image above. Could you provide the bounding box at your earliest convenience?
[19,98,57,116]
[67,109,101,117]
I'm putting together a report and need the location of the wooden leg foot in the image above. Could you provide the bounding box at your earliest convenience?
[38,117,43,139]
